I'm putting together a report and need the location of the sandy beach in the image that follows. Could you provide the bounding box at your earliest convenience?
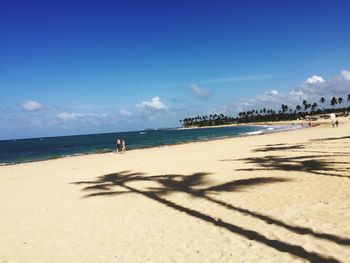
[1,118,349,263]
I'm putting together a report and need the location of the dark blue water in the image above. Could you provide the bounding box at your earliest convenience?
[0,125,296,165]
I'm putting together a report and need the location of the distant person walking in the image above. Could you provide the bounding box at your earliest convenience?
[121,139,126,153]
[335,119,339,128]
[330,113,336,128]
[116,139,121,153]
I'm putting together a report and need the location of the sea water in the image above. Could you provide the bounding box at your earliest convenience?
[0,125,300,165]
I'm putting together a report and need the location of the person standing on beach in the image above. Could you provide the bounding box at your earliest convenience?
[116,139,121,153]
[121,139,126,153]
[330,113,336,128]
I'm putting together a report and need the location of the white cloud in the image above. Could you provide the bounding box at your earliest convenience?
[341,70,350,81]
[57,112,79,121]
[153,74,279,88]
[303,75,325,84]
[270,90,278,96]
[189,84,211,98]
[137,96,167,111]
[199,74,278,84]
[56,112,107,122]
[21,100,43,111]
[119,109,132,117]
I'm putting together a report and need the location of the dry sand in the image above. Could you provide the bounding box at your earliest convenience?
[1,118,350,262]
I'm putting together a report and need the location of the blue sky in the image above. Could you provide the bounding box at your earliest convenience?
[1,0,350,139]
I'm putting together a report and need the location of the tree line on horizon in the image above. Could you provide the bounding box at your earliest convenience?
[180,94,350,127]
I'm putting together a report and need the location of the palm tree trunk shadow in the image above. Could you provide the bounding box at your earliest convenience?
[121,184,339,263]
[204,195,350,246]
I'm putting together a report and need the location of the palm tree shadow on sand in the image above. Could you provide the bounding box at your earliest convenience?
[233,154,350,179]
[223,140,350,179]
[72,171,348,262]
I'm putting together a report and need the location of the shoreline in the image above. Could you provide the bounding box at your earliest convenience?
[0,123,303,167]
[177,118,309,130]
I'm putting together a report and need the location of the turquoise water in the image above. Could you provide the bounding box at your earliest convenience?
[0,125,298,165]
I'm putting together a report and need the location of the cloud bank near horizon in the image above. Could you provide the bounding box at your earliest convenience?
[219,70,350,114]
[2,70,350,139]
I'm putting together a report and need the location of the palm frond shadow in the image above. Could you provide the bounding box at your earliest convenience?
[231,154,350,179]
[72,171,345,262]
[312,136,350,141]
[253,143,350,156]
[253,144,306,152]
[247,137,350,178]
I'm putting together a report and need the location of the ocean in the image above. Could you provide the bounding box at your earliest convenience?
[0,125,300,165]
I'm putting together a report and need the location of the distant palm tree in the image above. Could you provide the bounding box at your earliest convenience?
[281,104,288,113]
[306,103,311,111]
[338,97,343,105]
[311,103,318,113]
[296,105,301,112]
[319,97,325,111]
[281,104,285,113]
[347,94,350,102]
[302,100,308,111]
[330,97,338,107]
